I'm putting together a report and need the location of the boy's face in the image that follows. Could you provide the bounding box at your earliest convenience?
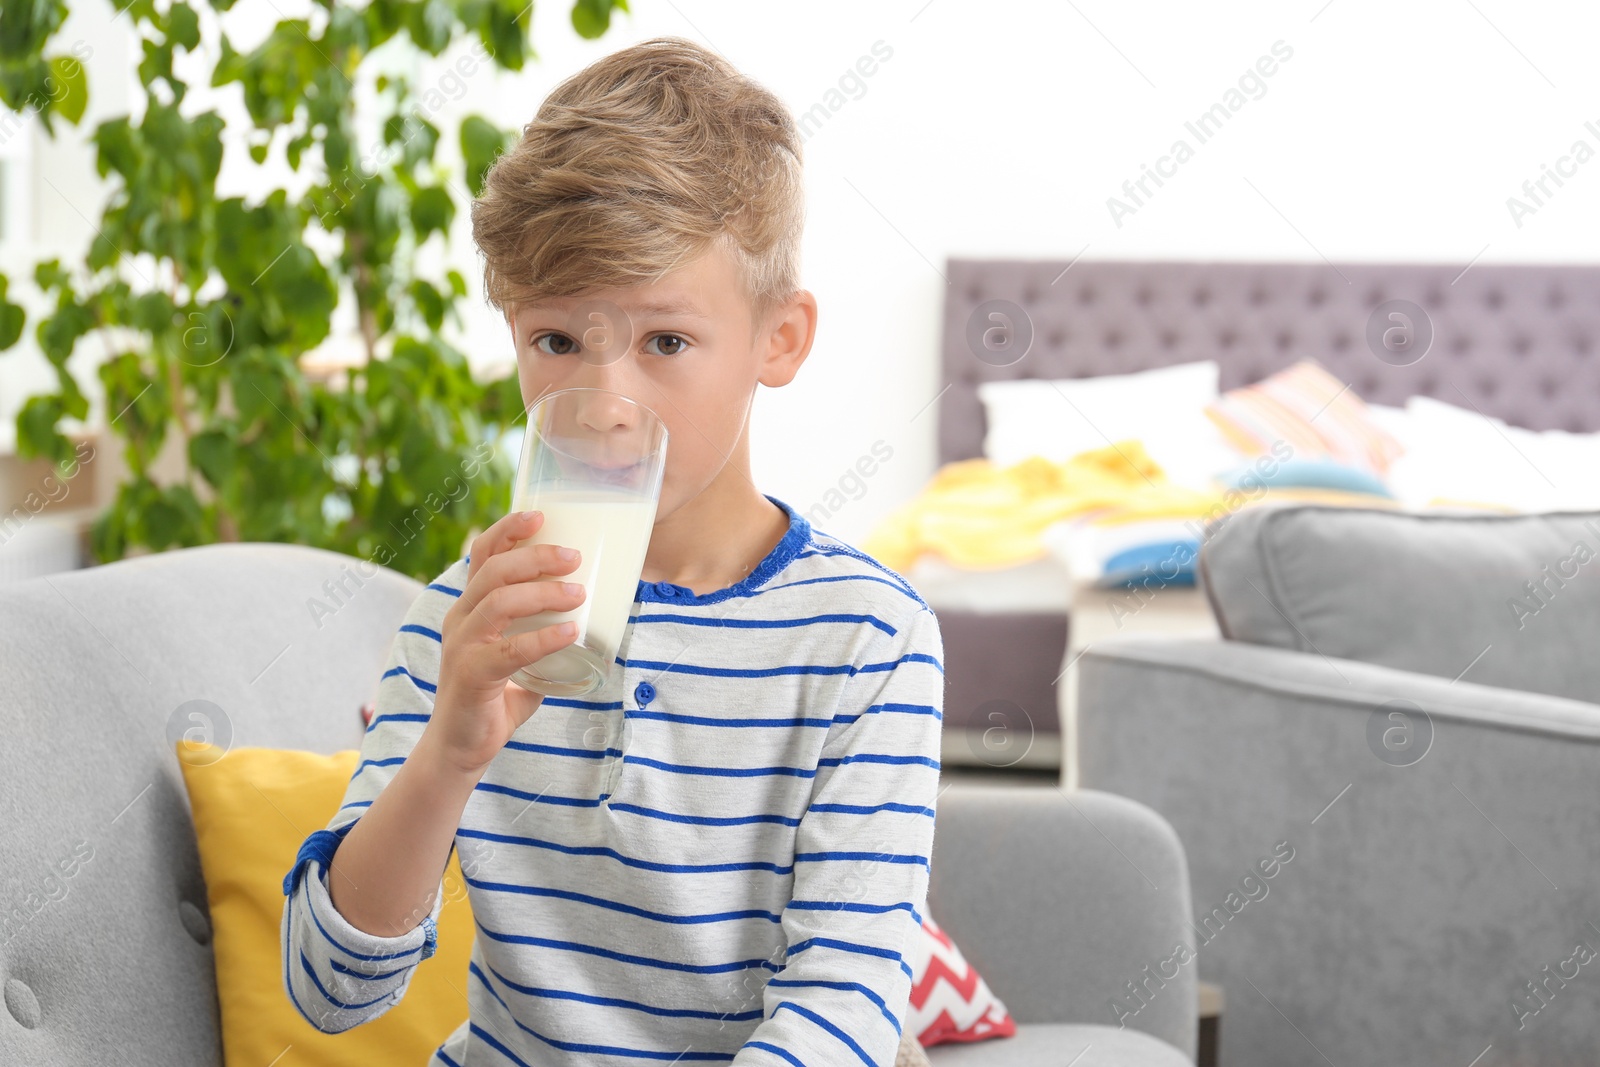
[503,241,814,519]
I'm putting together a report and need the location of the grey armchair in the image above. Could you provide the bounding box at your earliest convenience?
[0,541,1196,1066]
[1076,504,1600,1067]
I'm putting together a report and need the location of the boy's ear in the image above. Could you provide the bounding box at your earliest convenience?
[757,289,818,389]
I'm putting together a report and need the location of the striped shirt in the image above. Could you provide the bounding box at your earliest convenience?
[280,493,945,1066]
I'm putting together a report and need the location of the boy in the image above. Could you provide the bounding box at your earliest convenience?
[280,35,944,1067]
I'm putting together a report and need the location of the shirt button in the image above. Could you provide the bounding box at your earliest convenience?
[635,681,656,706]
[655,581,676,596]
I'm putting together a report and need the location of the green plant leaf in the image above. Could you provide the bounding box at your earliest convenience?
[45,52,87,123]
[15,395,69,464]
[0,1,68,65]
[167,3,201,50]
[188,426,236,488]
[459,114,507,196]
[0,275,25,350]
[409,184,454,243]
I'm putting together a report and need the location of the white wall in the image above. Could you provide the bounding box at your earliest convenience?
[4,0,1598,545]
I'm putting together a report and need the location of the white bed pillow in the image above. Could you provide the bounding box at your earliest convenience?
[1385,396,1600,512]
[976,360,1240,489]
[1362,403,1416,453]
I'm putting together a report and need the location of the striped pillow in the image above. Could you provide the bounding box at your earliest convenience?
[1205,360,1403,474]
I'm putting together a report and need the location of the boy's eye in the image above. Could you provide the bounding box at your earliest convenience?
[646,334,689,358]
[531,331,579,356]
[528,332,688,358]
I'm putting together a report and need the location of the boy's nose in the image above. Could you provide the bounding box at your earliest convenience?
[573,389,641,434]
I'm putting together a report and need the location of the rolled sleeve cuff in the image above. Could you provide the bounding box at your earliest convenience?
[285,820,440,964]
[283,822,357,897]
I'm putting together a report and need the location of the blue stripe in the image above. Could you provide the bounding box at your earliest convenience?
[303,871,427,962]
[626,658,856,679]
[365,712,430,731]
[426,582,463,596]
[298,951,397,1012]
[330,957,409,981]
[625,709,834,729]
[632,611,897,637]
[606,801,801,828]
[474,780,609,808]
[767,976,900,1032]
[283,878,340,1032]
[539,696,624,710]
[352,756,407,779]
[809,801,933,818]
[787,935,907,970]
[833,702,943,725]
[501,738,614,760]
[616,752,935,780]
[818,754,941,770]
[467,1020,537,1066]
[773,999,879,1067]
[457,826,794,875]
[466,965,737,1061]
[473,791,923,828]
[474,919,785,976]
[785,898,917,918]
[479,957,764,1022]
[463,870,784,926]
[764,571,921,601]
[624,652,941,680]
[435,1048,465,1067]
[624,754,816,779]
[857,652,943,675]
[808,537,929,609]
[794,850,930,871]
[743,1041,807,1067]
[476,779,807,827]
[381,665,437,693]
[400,623,442,642]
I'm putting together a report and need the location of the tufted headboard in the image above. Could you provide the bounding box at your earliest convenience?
[938,259,1600,467]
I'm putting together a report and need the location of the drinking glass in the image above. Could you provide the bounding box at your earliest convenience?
[503,388,668,697]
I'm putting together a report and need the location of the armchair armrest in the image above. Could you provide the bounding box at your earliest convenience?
[1083,637,1600,741]
[929,785,1197,1061]
[1075,637,1600,1067]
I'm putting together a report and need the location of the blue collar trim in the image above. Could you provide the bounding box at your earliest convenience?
[635,494,810,606]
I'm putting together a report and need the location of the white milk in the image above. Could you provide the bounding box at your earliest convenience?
[503,488,660,693]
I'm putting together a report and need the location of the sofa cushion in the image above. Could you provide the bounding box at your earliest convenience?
[177,742,475,1065]
[1200,505,1600,701]
[925,1023,1190,1066]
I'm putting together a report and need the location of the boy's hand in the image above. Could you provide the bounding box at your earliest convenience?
[426,509,587,778]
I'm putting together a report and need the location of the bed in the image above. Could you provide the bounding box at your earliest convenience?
[905,257,1600,778]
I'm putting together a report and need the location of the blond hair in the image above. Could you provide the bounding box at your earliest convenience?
[471,36,804,336]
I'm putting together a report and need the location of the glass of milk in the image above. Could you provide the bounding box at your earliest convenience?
[503,387,668,697]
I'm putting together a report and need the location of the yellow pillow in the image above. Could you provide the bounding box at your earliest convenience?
[176,741,473,1065]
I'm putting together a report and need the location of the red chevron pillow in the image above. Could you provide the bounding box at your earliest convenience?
[907,914,1017,1046]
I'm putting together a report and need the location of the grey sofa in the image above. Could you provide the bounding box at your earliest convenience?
[0,541,1196,1066]
[1077,504,1600,1067]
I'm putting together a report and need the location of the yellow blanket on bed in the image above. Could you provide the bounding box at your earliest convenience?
[863,441,1224,572]
[863,441,1398,573]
